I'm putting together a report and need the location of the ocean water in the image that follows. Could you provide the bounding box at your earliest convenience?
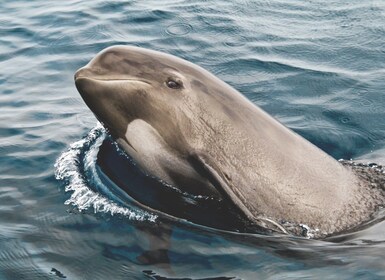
[1,0,385,279]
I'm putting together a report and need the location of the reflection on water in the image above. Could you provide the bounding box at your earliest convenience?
[1,0,385,278]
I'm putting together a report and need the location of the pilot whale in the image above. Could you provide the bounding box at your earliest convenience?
[75,45,384,238]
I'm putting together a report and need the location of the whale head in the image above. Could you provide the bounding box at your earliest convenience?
[74,45,231,198]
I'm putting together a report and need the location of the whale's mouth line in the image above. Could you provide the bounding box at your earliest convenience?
[75,76,151,85]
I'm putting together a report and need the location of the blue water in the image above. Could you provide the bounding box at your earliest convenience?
[1,0,385,279]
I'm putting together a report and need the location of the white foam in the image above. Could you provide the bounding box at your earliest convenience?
[54,124,157,222]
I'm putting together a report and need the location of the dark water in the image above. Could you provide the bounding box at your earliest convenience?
[1,0,385,279]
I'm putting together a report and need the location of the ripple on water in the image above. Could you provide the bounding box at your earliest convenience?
[165,23,193,36]
[223,34,249,47]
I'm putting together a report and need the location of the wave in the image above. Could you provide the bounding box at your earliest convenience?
[54,123,157,222]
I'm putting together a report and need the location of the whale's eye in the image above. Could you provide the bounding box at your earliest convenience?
[166,78,182,89]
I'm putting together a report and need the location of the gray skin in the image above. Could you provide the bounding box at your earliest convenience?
[75,45,383,237]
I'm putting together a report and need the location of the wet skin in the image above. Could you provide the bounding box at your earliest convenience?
[75,45,385,237]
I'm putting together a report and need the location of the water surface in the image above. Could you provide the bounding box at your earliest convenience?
[1,0,385,279]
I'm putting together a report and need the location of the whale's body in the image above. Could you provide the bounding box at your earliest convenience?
[75,46,384,237]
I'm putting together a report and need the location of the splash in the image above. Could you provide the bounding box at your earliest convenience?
[54,123,157,222]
